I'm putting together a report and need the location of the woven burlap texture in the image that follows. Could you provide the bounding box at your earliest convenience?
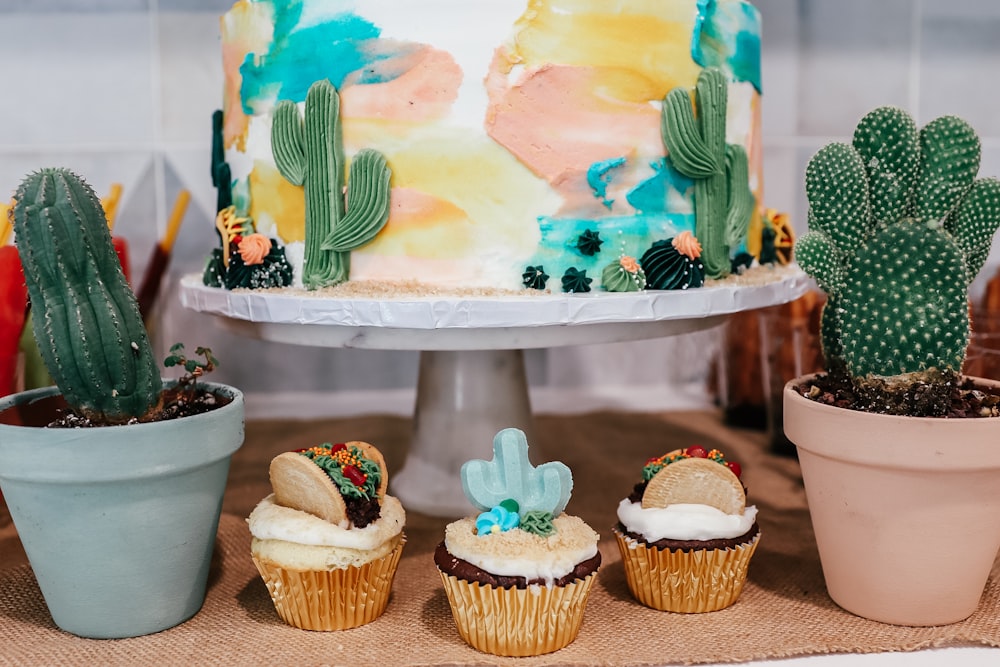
[2,411,999,666]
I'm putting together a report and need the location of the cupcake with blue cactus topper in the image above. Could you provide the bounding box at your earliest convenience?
[434,428,601,657]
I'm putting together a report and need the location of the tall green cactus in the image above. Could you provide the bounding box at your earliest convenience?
[661,67,754,279]
[271,79,392,289]
[796,107,1000,379]
[12,168,163,423]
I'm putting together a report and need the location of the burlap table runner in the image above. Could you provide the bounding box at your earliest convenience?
[2,411,999,666]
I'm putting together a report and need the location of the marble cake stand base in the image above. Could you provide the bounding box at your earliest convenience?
[179,269,809,516]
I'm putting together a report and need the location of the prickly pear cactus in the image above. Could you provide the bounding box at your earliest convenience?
[461,428,572,516]
[271,79,392,289]
[796,107,1000,378]
[661,67,755,279]
[12,168,163,423]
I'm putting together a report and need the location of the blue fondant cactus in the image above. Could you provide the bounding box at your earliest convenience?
[462,428,572,517]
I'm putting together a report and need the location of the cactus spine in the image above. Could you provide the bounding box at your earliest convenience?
[12,168,162,423]
[796,107,1000,379]
[661,67,754,279]
[271,79,392,289]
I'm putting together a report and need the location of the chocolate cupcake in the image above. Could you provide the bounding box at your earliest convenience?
[436,428,600,656]
[614,445,760,612]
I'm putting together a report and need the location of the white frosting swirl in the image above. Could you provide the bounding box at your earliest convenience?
[248,493,405,550]
[617,499,757,542]
[444,515,599,586]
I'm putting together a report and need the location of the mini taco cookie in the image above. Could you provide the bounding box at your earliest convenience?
[642,456,745,515]
[615,445,759,613]
[250,440,405,631]
[269,451,349,524]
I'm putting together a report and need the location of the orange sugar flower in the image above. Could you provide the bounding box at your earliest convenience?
[619,255,640,273]
[238,233,272,265]
[671,231,702,260]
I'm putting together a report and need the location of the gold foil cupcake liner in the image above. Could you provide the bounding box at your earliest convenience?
[438,571,597,657]
[252,538,404,631]
[615,528,759,613]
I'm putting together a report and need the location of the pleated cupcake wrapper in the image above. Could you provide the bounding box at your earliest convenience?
[615,528,760,613]
[438,571,597,657]
[252,539,404,631]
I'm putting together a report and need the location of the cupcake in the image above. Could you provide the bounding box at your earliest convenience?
[248,441,405,630]
[614,445,759,613]
[435,428,600,656]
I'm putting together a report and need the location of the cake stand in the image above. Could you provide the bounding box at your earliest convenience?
[179,269,809,516]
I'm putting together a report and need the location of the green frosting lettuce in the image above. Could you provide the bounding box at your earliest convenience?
[302,445,382,500]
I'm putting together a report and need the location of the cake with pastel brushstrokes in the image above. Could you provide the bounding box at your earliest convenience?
[207,0,780,294]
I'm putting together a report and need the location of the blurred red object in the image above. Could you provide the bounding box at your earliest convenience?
[0,244,27,397]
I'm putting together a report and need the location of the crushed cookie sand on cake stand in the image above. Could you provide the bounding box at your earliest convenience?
[180,265,808,516]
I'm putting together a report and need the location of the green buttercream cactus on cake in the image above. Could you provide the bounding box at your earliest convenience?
[462,428,573,537]
[271,79,392,289]
[661,67,755,279]
[11,168,163,424]
[796,106,1000,380]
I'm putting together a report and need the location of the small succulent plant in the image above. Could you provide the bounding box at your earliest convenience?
[796,106,1000,380]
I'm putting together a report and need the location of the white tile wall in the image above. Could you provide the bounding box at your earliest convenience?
[3,0,999,413]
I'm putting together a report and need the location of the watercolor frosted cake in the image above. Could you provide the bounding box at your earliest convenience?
[212,0,771,293]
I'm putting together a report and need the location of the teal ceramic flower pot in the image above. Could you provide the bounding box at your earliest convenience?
[0,382,244,638]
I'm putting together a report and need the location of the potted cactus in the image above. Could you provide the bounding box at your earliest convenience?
[0,168,245,638]
[784,107,1000,626]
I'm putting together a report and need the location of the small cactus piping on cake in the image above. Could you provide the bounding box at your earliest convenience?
[210,109,232,213]
[271,79,392,289]
[12,168,163,423]
[461,428,573,517]
[661,67,754,279]
[798,107,1000,378]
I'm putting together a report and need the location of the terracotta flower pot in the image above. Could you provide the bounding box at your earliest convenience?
[0,382,244,638]
[783,374,1000,626]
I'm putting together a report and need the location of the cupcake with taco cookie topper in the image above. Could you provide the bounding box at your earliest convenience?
[435,428,600,656]
[614,445,760,612]
[248,441,405,630]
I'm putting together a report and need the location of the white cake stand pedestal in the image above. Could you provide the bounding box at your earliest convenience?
[179,269,809,516]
